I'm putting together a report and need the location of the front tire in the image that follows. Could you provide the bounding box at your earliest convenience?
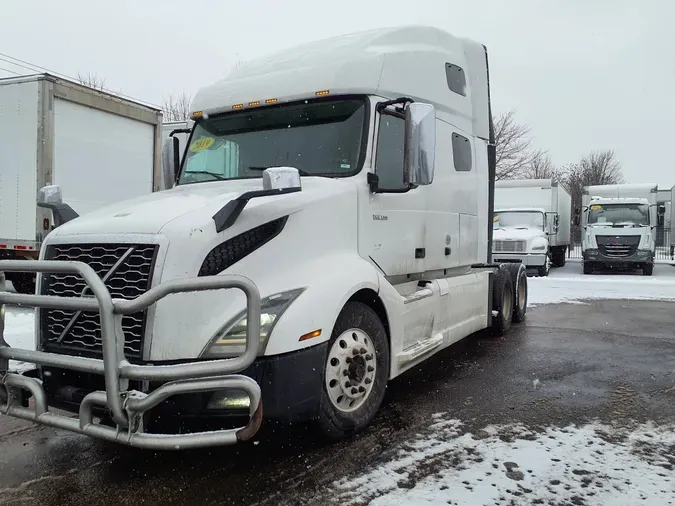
[537,259,550,277]
[643,263,654,276]
[583,262,594,275]
[316,302,389,440]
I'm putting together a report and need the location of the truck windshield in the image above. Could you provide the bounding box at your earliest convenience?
[587,203,649,226]
[177,98,367,184]
[493,211,544,230]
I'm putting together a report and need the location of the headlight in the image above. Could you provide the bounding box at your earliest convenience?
[201,287,305,358]
[531,245,546,251]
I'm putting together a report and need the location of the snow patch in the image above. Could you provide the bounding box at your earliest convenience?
[528,265,675,306]
[329,419,675,506]
[3,308,36,372]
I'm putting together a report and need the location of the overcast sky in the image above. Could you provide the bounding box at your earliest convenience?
[1,0,673,187]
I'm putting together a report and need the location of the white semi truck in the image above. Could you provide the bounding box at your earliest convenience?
[0,73,163,293]
[0,26,529,450]
[492,179,572,277]
[580,183,658,275]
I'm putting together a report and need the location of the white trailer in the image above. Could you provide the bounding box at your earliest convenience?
[0,73,162,293]
[493,179,572,276]
[160,120,192,176]
[0,26,529,450]
[581,183,658,275]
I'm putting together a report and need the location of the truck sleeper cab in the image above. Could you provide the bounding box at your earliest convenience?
[0,26,528,449]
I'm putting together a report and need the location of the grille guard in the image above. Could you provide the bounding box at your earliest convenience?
[0,260,263,450]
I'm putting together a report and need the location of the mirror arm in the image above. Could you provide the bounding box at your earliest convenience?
[376,97,414,116]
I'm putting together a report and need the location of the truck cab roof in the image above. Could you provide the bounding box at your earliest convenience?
[191,25,490,141]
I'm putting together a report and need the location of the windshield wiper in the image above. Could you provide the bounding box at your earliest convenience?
[185,170,227,181]
[248,166,311,176]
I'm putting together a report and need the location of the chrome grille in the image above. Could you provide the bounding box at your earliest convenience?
[493,240,526,253]
[596,236,639,258]
[40,244,158,359]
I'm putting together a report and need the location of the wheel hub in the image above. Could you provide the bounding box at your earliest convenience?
[325,329,377,412]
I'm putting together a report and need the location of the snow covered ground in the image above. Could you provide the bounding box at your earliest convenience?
[528,261,675,306]
[329,417,675,506]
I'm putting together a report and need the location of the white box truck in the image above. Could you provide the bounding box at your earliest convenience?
[0,26,529,450]
[492,179,572,276]
[161,120,192,177]
[580,183,658,275]
[0,73,163,293]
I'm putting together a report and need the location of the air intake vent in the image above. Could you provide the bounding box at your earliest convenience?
[199,217,288,277]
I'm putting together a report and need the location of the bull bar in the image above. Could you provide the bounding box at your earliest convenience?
[0,260,263,450]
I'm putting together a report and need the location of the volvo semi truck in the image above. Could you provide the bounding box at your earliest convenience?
[0,26,528,450]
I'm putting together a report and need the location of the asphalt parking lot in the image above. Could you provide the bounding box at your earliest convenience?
[1,262,674,505]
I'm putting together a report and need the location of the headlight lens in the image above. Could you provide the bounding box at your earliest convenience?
[531,244,547,251]
[201,287,305,358]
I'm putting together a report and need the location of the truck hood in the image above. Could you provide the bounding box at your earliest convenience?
[50,178,347,236]
[493,227,546,242]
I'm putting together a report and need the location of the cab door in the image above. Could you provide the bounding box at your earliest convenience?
[361,107,429,277]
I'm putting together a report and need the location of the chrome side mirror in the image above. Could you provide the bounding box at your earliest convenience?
[404,103,436,186]
[161,136,180,190]
[37,185,63,205]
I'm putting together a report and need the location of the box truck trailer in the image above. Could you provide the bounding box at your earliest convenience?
[0,26,529,450]
[581,183,658,275]
[493,179,572,276]
[161,120,192,171]
[0,73,163,293]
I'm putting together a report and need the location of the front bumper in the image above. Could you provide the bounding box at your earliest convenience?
[582,248,654,265]
[492,252,547,267]
[0,260,265,450]
[38,342,327,427]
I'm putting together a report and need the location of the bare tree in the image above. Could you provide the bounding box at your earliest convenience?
[564,149,625,213]
[162,92,192,122]
[76,72,107,91]
[493,109,536,180]
[521,149,568,182]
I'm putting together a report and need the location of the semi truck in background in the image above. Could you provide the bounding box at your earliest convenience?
[580,183,658,275]
[492,179,572,277]
[0,73,163,293]
[0,26,530,450]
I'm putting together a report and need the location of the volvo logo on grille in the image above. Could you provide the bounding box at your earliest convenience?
[615,236,621,244]
[55,246,137,343]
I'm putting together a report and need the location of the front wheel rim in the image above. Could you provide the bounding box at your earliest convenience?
[325,329,377,413]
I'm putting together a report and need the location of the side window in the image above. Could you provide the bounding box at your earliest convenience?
[445,63,467,96]
[375,115,407,190]
[452,132,472,172]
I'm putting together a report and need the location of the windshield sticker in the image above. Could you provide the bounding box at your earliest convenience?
[590,205,602,211]
[340,163,351,169]
[189,137,215,152]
